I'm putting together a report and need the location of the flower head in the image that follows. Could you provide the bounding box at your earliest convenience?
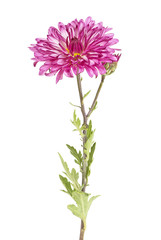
[29,17,120,83]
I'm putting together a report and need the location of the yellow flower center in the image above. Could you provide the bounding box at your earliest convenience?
[73,53,81,57]
[66,48,81,58]
[66,48,70,53]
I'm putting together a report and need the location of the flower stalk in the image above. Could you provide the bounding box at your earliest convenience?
[76,73,106,240]
[76,73,88,192]
[87,74,106,118]
[76,74,87,240]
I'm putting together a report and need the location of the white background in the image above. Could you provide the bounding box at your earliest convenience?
[0,0,161,239]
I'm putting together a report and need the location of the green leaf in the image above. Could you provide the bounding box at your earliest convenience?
[88,101,98,117]
[59,175,73,196]
[86,120,92,140]
[86,142,96,179]
[58,153,81,191]
[93,101,98,111]
[83,90,91,100]
[66,144,83,166]
[71,168,79,182]
[67,191,99,228]
[71,110,84,138]
[84,130,95,161]
[69,102,81,108]
[83,120,95,161]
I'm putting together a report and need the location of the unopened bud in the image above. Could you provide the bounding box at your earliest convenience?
[104,54,121,76]
[104,62,118,75]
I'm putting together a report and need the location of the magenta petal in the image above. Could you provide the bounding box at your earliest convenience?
[72,66,77,75]
[58,22,68,38]
[85,16,92,25]
[107,38,119,46]
[56,69,64,83]
[85,66,94,78]
[57,59,66,65]
[29,46,35,51]
[39,64,50,75]
[33,61,38,67]
[45,71,56,76]
[97,65,106,75]
[115,54,121,62]
[78,66,84,74]
[91,66,98,77]
[64,68,74,78]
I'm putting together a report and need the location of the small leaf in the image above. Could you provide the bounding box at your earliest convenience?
[59,175,73,196]
[69,102,81,108]
[86,120,92,140]
[88,101,98,117]
[58,153,81,191]
[84,130,95,161]
[93,101,98,111]
[83,90,91,100]
[71,110,84,138]
[86,142,96,179]
[66,144,83,166]
[71,168,79,182]
[58,153,70,176]
[84,120,95,161]
[67,191,100,228]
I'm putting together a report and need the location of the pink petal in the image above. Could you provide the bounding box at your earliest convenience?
[45,71,56,76]
[90,66,98,77]
[77,65,84,74]
[56,69,64,83]
[58,22,68,38]
[85,66,94,78]
[64,68,74,78]
[107,38,119,46]
[39,64,50,75]
[57,59,66,65]
[96,65,106,75]
[72,65,77,75]
[33,61,38,67]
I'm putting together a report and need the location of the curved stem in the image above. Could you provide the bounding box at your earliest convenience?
[87,74,106,118]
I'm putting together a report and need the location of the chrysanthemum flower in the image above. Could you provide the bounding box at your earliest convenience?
[29,17,120,83]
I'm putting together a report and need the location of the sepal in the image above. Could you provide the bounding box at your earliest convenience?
[104,54,121,76]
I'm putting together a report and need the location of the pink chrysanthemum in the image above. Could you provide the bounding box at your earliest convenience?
[29,17,120,83]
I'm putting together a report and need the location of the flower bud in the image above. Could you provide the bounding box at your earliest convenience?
[104,54,121,75]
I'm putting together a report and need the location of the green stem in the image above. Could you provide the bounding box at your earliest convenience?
[76,74,87,126]
[87,74,106,118]
[76,74,88,240]
[76,73,88,190]
[79,220,85,240]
